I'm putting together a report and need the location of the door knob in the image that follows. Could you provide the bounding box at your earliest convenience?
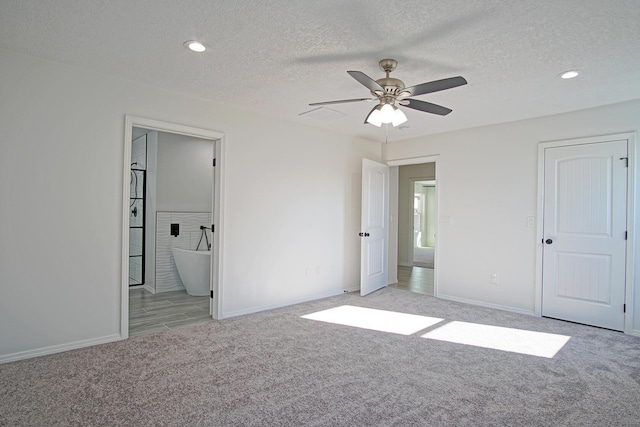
[359,232,370,237]
[545,238,553,244]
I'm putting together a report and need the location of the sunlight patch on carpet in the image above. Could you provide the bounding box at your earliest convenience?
[421,321,571,358]
[301,305,443,335]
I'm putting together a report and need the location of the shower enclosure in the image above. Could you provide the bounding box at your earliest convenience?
[129,133,147,286]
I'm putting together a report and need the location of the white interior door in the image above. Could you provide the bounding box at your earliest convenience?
[360,159,389,296]
[542,139,628,330]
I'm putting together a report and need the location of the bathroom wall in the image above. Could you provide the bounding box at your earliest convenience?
[155,212,212,293]
[156,133,213,212]
[145,131,159,293]
[147,132,213,292]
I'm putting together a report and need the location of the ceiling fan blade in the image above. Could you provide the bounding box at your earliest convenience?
[347,71,384,93]
[403,99,452,116]
[309,98,373,107]
[403,76,467,97]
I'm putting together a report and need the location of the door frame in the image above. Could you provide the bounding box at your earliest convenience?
[387,155,440,297]
[535,132,637,334]
[121,115,226,339]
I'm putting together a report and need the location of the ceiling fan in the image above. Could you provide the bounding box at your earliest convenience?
[309,59,467,127]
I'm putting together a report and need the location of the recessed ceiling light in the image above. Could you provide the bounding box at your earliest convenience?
[560,70,580,79]
[184,40,206,53]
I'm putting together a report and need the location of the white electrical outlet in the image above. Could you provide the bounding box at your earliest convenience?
[491,273,499,284]
[527,216,535,227]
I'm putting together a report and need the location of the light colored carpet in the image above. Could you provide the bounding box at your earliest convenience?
[413,246,434,268]
[2,287,640,426]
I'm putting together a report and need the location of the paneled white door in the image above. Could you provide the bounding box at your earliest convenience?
[360,159,389,296]
[542,139,628,330]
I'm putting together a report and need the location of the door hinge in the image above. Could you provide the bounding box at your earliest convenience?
[625,231,628,240]
[620,157,628,167]
[212,224,215,232]
[623,304,626,313]
[210,290,214,299]
[213,158,216,167]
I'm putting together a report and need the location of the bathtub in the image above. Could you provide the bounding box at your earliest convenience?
[172,247,211,296]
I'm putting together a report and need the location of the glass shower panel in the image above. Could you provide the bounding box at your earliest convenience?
[129,133,147,286]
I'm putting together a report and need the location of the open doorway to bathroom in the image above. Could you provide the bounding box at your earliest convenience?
[122,116,224,339]
[390,163,436,296]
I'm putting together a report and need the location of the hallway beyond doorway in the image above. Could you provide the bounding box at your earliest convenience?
[413,246,434,268]
[390,266,434,296]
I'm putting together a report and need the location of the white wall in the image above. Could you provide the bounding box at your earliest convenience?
[145,131,158,292]
[156,133,213,212]
[383,99,640,331]
[0,47,380,361]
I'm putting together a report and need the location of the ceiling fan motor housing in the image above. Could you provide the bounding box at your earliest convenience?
[375,77,405,96]
[375,59,406,98]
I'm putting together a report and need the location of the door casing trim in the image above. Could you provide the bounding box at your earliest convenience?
[387,155,440,297]
[121,115,226,339]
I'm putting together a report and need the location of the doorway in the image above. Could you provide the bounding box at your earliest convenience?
[389,160,437,297]
[121,116,225,339]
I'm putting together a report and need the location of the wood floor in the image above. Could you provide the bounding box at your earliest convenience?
[389,265,434,296]
[129,288,211,337]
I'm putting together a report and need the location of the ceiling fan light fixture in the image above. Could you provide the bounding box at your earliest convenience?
[366,106,383,127]
[391,108,408,126]
[379,103,395,123]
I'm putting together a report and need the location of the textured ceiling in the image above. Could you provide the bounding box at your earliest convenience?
[1,0,639,143]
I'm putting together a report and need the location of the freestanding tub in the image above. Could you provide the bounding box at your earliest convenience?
[172,247,211,296]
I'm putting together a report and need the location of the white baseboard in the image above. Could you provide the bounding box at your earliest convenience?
[437,293,536,317]
[221,289,345,319]
[0,334,122,364]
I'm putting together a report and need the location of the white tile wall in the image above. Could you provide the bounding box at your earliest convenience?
[155,212,212,293]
